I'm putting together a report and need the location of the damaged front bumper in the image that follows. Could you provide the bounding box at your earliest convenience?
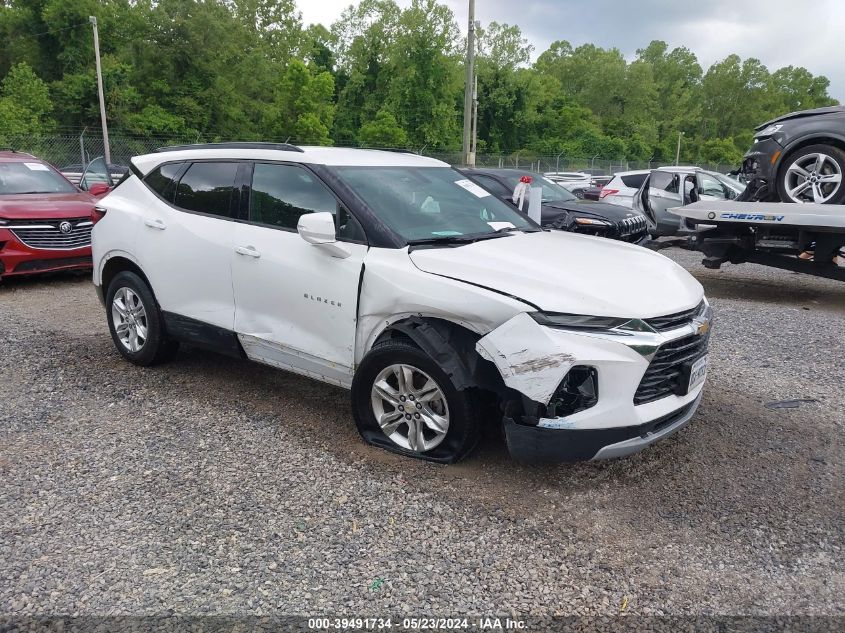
[476,308,711,462]
[502,392,702,461]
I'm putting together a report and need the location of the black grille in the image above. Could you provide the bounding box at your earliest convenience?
[8,218,93,250]
[645,301,705,332]
[14,256,92,273]
[616,215,648,239]
[634,331,710,405]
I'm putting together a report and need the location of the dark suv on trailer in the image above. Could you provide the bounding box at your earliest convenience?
[460,168,648,243]
[742,105,845,204]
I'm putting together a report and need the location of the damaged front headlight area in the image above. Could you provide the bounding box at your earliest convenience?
[529,312,629,331]
[573,217,612,227]
[546,366,598,418]
[753,123,783,141]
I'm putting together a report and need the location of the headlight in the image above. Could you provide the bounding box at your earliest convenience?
[574,217,611,227]
[754,123,783,140]
[530,312,629,330]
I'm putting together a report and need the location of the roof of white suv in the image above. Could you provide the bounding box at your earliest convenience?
[653,166,702,174]
[131,144,448,175]
[610,170,651,178]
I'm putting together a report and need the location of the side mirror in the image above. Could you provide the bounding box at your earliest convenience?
[297,212,350,258]
[88,182,111,197]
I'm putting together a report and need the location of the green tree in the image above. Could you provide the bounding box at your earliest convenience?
[635,40,702,156]
[269,59,335,144]
[358,108,408,147]
[700,137,744,165]
[0,61,55,137]
[0,0,839,162]
[383,0,462,147]
[331,0,401,143]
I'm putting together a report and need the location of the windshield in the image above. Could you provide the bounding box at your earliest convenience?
[0,161,76,195]
[331,166,538,242]
[499,173,577,203]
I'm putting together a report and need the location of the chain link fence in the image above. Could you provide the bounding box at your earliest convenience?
[2,133,736,178]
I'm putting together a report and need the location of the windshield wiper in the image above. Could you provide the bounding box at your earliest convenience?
[407,232,512,248]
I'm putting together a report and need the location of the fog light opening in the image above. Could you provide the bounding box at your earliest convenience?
[546,366,598,418]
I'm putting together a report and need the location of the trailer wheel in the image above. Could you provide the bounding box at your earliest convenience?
[777,144,845,204]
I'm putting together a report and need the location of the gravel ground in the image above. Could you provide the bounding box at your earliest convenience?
[0,251,843,620]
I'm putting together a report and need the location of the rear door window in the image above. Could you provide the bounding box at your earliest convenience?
[144,162,186,202]
[620,173,647,189]
[174,162,239,218]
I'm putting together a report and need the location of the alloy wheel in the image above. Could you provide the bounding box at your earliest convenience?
[111,287,148,353]
[370,363,450,452]
[783,152,843,203]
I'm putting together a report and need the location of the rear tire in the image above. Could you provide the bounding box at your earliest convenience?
[776,144,845,204]
[351,339,480,463]
[106,271,178,366]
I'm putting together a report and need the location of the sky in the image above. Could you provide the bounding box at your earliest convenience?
[296,0,845,102]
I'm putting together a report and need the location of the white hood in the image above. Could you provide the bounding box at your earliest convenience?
[409,231,703,318]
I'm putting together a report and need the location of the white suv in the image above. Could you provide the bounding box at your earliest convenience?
[600,170,651,208]
[92,143,711,463]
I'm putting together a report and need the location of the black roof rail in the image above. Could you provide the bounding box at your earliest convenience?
[363,147,418,155]
[155,142,304,153]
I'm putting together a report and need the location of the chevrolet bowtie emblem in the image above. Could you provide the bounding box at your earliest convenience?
[693,318,711,337]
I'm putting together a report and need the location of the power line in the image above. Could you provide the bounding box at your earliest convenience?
[5,21,90,42]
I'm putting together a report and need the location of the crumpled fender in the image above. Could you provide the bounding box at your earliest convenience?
[475,312,576,405]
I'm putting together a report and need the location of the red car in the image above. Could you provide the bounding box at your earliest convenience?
[0,150,110,279]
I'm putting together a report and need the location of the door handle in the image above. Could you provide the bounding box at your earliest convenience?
[235,245,261,258]
[144,218,166,230]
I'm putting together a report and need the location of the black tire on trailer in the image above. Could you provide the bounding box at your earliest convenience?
[776,143,845,204]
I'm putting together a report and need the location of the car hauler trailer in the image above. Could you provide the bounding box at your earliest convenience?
[670,200,845,282]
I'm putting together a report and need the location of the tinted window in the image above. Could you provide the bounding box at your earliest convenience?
[0,161,76,194]
[144,162,185,201]
[174,162,238,217]
[471,175,511,197]
[620,173,647,189]
[249,162,343,230]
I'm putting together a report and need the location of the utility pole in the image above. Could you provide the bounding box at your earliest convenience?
[90,16,111,165]
[675,131,684,166]
[470,73,478,164]
[461,0,476,167]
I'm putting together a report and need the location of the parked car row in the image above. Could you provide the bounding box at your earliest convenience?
[460,168,648,242]
[633,167,745,237]
[545,171,613,201]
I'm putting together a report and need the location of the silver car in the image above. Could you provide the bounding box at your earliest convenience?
[634,167,745,236]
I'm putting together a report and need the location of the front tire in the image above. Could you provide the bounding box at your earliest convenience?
[777,144,845,204]
[351,339,480,463]
[106,271,178,366]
